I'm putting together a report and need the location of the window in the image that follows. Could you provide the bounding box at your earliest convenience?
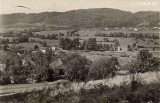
[59,69,65,75]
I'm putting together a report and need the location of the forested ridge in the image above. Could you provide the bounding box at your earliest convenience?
[0,8,159,27]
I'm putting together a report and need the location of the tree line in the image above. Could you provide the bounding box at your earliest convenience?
[95,32,159,39]
[0,36,29,44]
[59,37,122,51]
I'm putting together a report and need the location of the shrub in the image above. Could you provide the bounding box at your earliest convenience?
[0,76,10,85]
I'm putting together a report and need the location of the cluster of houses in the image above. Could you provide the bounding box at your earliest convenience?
[0,45,67,84]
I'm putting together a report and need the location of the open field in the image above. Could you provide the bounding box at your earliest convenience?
[81,50,160,65]
[0,36,14,41]
[29,38,59,46]
[149,51,160,57]
[15,42,42,48]
[81,51,137,66]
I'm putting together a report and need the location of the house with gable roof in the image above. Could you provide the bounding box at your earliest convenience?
[49,58,66,77]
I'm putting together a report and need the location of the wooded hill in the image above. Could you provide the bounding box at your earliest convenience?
[0,8,159,27]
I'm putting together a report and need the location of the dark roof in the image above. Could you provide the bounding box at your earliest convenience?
[49,58,63,69]
[56,64,66,70]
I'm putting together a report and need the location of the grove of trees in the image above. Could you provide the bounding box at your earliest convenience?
[59,38,81,50]
[124,49,160,73]
[89,57,119,80]
[59,37,119,51]
[95,32,159,39]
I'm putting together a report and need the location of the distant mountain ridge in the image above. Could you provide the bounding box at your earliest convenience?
[0,8,159,27]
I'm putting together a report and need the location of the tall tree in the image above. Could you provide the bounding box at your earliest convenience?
[85,38,97,50]
[127,45,131,51]
[43,41,47,47]
[114,39,120,48]
[65,55,91,82]
[102,44,110,50]
[97,43,103,50]
[34,45,39,50]
[5,38,10,44]
[132,43,136,49]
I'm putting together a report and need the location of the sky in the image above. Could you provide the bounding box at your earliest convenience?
[0,0,159,14]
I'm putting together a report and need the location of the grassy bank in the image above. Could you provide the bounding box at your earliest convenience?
[0,81,159,103]
[0,71,160,103]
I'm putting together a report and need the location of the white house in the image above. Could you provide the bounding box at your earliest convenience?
[0,63,6,72]
[22,59,26,65]
[52,47,56,50]
[118,46,121,51]
[51,46,62,51]
[118,46,128,51]
[10,77,14,84]
[134,28,138,31]
[105,28,109,30]
[40,49,46,53]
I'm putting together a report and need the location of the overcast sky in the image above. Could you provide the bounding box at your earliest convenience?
[0,0,159,14]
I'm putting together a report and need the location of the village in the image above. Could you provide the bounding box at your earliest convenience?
[0,29,159,84]
[0,43,67,84]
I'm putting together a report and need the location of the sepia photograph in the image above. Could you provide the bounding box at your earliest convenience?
[0,0,159,103]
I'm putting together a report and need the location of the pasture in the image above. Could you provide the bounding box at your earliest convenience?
[29,38,59,47]
[81,51,136,66]
[15,42,42,48]
[81,50,159,66]
[149,51,160,57]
